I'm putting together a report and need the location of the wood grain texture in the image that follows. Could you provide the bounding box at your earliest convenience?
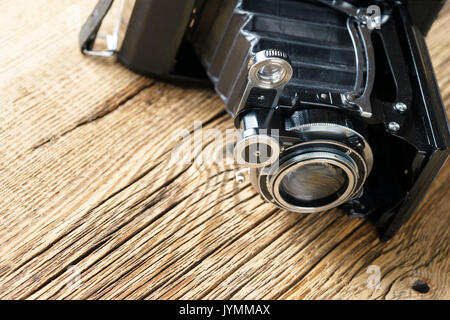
[0,0,448,300]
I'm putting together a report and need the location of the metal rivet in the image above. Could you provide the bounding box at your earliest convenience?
[388,121,400,132]
[394,102,408,113]
[345,93,356,101]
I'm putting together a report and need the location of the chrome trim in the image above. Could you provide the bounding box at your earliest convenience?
[286,123,373,173]
[318,0,391,118]
[235,49,293,117]
[251,136,372,213]
[83,0,136,57]
[271,152,358,213]
[234,130,280,168]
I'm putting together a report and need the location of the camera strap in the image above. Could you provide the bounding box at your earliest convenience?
[79,0,114,55]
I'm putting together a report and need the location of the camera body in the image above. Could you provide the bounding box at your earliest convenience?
[80,0,449,240]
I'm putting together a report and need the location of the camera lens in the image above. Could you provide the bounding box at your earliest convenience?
[279,162,347,202]
[252,144,369,213]
[271,152,356,212]
[247,109,373,214]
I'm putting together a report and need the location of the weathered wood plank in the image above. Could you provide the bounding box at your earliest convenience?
[0,0,448,300]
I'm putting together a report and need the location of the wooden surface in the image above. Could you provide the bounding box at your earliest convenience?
[0,0,448,300]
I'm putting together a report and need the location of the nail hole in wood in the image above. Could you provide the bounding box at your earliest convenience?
[411,279,430,294]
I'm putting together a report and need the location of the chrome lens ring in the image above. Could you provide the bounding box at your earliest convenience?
[289,122,373,174]
[252,139,370,214]
[234,132,280,168]
[271,151,358,213]
[248,50,293,89]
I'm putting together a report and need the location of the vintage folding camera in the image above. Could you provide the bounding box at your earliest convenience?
[80,0,449,240]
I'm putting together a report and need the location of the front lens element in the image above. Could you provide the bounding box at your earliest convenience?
[268,150,361,213]
[256,63,287,85]
[279,162,347,202]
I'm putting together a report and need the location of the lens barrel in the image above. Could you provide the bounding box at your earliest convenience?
[249,109,373,213]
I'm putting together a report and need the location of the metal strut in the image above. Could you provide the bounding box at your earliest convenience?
[317,0,390,118]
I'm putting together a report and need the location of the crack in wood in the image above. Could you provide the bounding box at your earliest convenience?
[31,80,157,150]
[21,119,232,298]
[1,0,448,299]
